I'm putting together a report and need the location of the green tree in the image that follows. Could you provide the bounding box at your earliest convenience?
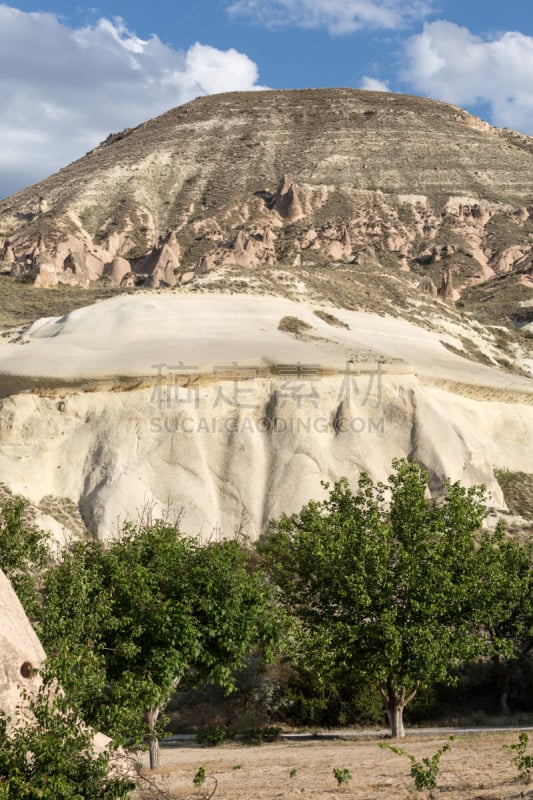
[261,459,488,737]
[40,522,284,768]
[0,672,134,800]
[474,525,533,713]
[0,495,49,619]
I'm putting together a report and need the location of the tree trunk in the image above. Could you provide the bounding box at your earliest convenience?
[380,677,418,739]
[389,700,406,738]
[144,678,182,770]
[144,706,161,770]
[493,655,511,715]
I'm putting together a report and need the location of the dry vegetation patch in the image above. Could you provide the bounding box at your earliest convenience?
[496,469,533,521]
[0,276,133,331]
[137,732,532,800]
[278,316,315,336]
[313,310,350,329]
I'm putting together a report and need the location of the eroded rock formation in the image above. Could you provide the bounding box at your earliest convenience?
[0,568,45,719]
[0,89,532,299]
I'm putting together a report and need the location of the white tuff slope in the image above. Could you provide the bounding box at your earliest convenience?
[0,294,532,539]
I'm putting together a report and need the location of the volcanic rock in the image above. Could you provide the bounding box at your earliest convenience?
[32,252,58,288]
[273,174,304,221]
[104,256,132,287]
[1,89,533,297]
[0,568,45,719]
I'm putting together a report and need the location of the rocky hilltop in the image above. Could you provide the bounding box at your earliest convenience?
[0,89,532,540]
[0,88,532,311]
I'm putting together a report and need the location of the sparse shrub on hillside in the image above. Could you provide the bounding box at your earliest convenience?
[277,315,314,335]
[495,468,533,521]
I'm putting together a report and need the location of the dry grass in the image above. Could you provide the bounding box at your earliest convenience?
[0,276,132,330]
[313,310,350,329]
[496,470,533,521]
[137,732,533,800]
[278,316,315,336]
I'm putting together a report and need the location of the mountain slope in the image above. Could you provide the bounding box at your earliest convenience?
[0,88,532,313]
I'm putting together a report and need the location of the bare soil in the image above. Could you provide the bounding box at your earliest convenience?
[139,732,533,800]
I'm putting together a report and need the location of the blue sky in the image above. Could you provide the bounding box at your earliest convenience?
[1,0,533,197]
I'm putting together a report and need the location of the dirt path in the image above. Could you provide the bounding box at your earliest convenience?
[139,731,533,799]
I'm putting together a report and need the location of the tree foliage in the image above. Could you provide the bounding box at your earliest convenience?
[261,459,491,737]
[0,673,134,800]
[0,496,49,619]
[39,522,284,767]
[474,525,533,713]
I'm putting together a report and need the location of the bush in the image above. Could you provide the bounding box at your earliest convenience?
[507,731,533,782]
[0,495,49,619]
[196,725,229,747]
[279,667,384,728]
[238,726,282,745]
[380,738,454,799]
[0,676,134,800]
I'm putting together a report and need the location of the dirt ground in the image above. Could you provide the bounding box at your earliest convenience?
[138,732,533,800]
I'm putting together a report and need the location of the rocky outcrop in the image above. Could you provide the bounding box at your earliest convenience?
[120,272,136,287]
[439,268,456,304]
[1,240,16,264]
[142,230,181,288]
[195,251,216,274]
[62,251,91,288]
[326,223,352,262]
[32,252,58,288]
[222,225,278,268]
[0,568,45,719]
[104,256,132,287]
[273,174,304,222]
[419,276,438,297]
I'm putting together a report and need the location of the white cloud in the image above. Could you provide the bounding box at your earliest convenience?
[227,0,434,34]
[360,76,392,92]
[403,21,533,133]
[0,6,264,198]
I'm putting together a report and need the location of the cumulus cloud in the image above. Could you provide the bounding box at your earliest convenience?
[0,6,264,198]
[227,0,434,34]
[360,76,392,92]
[403,21,533,133]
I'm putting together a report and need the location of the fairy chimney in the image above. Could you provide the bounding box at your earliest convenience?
[439,268,455,304]
[273,174,304,222]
